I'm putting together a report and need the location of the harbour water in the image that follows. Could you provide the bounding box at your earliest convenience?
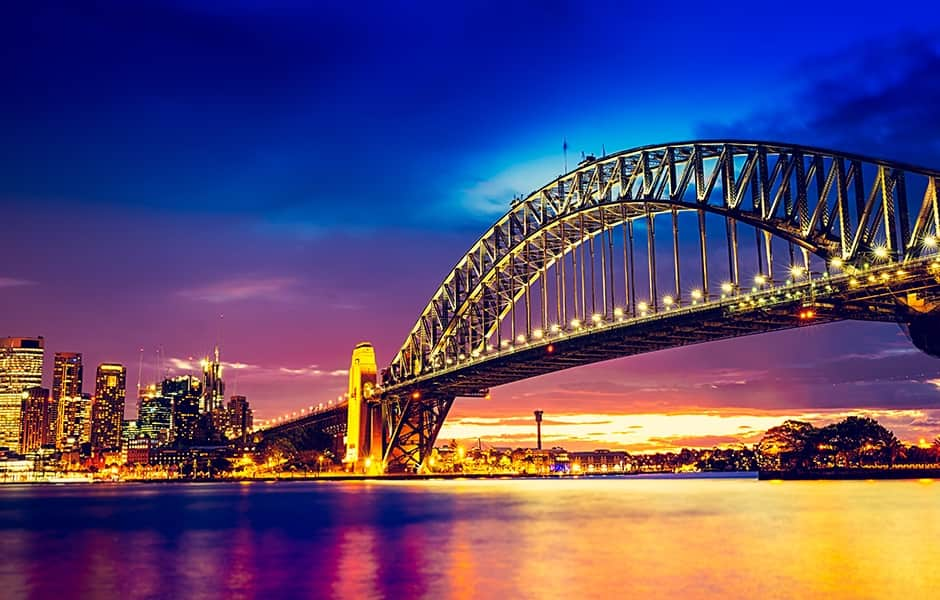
[1,475,938,599]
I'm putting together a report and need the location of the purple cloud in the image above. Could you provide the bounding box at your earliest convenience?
[177,277,298,303]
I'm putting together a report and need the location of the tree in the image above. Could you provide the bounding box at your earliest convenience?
[817,417,901,467]
[756,420,817,470]
[260,438,298,469]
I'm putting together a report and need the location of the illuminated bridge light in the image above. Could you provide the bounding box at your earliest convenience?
[613,307,624,317]
[754,274,767,285]
[925,235,938,248]
[690,289,702,300]
[721,282,733,294]
[790,265,805,278]
[515,334,526,344]
[591,313,602,323]
[533,329,543,339]
[874,246,889,259]
[662,296,674,307]
[570,319,581,328]
[831,257,844,268]
[550,323,561,333]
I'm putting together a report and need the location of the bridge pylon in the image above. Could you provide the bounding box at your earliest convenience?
[344,342,382,473]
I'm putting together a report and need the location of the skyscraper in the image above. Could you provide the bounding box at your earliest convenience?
[137,392,173,444]
[20,387,49,454]
[52,352,83,447]
[163,375,202,445]
[91,363,126,451]
[0,337,44,451]
[60,393,92,450]
[226,395,253,442]
[201,346,225,413]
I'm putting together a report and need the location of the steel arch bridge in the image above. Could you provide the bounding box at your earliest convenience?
[263,140,940,474]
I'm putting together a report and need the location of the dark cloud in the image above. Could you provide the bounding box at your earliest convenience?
[697,35,940,168]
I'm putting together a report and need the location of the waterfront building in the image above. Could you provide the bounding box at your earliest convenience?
[126,435,155,465]
[0,337,44,451]
[52,352,82,447]
[19,387,49,453]
[568,449,630,473]
[226,395,253,442]
[91,364,126,451]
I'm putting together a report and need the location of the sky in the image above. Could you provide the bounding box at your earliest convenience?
[2,0,940,452]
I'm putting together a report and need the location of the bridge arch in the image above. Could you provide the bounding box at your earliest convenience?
[386,141,940,388]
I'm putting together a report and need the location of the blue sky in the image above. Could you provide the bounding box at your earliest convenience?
[2,0,940,449]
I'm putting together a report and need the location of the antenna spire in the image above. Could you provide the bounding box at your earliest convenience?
[563,137,569,173]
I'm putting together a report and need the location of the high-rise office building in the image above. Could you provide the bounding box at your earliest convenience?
[138,393,173,444]
[91,363,126,451]
[226,395,253,442]
[201,346,225,414]
[60,393,92,450]
[52,352,83,447]
[0,337,44,451]
[20,387,49,454]
[163,375,202,445]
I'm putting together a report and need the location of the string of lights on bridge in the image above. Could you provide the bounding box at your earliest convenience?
[253,394,349,432]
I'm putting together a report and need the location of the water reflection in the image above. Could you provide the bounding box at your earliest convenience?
[0,478,937,599]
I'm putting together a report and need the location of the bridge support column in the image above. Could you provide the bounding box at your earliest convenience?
[383,393,455,473]
[344,342,381,473]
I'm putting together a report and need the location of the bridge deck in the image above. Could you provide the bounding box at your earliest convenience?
[385,257,940,399]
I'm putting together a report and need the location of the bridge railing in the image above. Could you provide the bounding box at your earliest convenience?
[253,396,350,433]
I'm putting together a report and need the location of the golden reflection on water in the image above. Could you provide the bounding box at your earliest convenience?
[0,478,938,599]
[362,478,940,599]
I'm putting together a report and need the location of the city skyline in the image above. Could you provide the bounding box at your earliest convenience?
[3,1,940,453]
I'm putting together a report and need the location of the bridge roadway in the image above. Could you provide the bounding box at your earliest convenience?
[386,256,940,399]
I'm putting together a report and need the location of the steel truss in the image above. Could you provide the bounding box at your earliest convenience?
[378,140,940,472]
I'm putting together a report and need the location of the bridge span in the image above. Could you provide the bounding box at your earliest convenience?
[258,140,940,473]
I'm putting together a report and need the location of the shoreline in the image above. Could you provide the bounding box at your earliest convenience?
[2,471,756,485]
[6,468,940,484]
[758,467,940,481]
